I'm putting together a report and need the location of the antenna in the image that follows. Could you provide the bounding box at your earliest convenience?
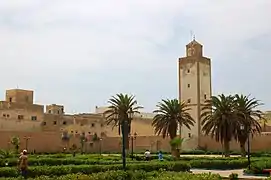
[16,85,19,89]
[190,30,193,41]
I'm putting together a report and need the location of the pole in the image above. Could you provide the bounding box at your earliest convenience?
[247,132,251,170]
[121,121,126,170]
[131,138,134,160]
[99,140,102,155]
[25,138,29,150]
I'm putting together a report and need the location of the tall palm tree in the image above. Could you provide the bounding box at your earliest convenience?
[234,94,263,157]
[152,99,195,156]
[201,94,238,157]
[104,93,142,149]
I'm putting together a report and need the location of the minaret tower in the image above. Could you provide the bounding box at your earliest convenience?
[178,39,212,150]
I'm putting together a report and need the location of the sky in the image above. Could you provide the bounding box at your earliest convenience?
[0,0,270,113]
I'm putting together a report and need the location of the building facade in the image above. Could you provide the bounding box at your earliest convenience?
[0,89,155,138]
[178,39,212,150]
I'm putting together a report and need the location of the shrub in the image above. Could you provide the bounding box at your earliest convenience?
[190,159,248,170]
[0,171,221,180]
[0,161,190,177]
[245,159,271,175]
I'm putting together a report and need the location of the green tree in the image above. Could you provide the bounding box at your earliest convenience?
[201,94,238,157]
[80,132,87,154]
[104,93,142,149]
[10,136,20,154]
[234,94,263,157]
[152,99,195,157]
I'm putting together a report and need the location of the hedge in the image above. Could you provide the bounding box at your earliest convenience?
[245,159,271,175]
[0,162,190,177]
[0,170,221,180]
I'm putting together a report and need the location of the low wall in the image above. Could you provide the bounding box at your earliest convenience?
[200,133,271,151]
[0,131,171,153]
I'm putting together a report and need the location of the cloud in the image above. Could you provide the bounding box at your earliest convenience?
[0,0,270,113]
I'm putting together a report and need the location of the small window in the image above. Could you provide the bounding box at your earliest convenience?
[61,108,64,113]
[3,114,6,117]
[57,110,60,114]
[101,123,104,127]
[48,110,51,113]
[80,123,83,126]
[188,133,191,138]
[75,131,78,134]
[204,94,207,99]
[31,116,37,121]
[187,84,190,88]
[187,69,190,73]
[43,122,46,126]
[18,115,24,120]
[187,99,191,103]
[88,132,91,134]
[71,131,74,133]
[9,97,12,102]
[91,123,95,127]
[7,114,9,118]
[63,121,67,125]
[53,121,57,125]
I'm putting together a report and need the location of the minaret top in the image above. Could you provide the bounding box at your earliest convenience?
[186,39,203,47]
[185,39,203,57]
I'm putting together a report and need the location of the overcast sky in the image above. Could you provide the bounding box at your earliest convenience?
[0,0,270,113]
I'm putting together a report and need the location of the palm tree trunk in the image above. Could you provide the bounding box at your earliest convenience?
[223,140,230,157]
[240,142,246,157]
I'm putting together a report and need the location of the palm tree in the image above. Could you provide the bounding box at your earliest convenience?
[10,136,20,154]
[104,93,142,150]
[234,94,263,157]
[80,132,87,154]
[201,94,238,157]
[152,99,195,156]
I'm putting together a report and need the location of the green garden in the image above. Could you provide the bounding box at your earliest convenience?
[1,93,270,179]
[1,151,271,179]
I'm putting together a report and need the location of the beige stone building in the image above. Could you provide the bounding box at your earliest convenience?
[0,89,155,139]
[2,39,271,153]
[178,39,212,150]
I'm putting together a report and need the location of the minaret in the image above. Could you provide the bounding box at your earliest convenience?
[178,39,212,150]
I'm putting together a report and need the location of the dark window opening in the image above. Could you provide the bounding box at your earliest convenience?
[88,132,91,134]
[18,115,24,120]
[204,94,207,99]
[9,97,12,102]
[187,69,190,73]
[188,133,191,138]
[48,110,51,113]
[75,131,78,134]
[7,114,9,118]
[31,116,37,121]
[91,123,95,127]
[188,84,190,88]
[53,121,57,125]
[71,131,74,133]
[61,108,64,113]
[63,121,67,125]
[57,110,60,114]
[3,114,6,117]
[187,99,191,103]
[43,122,46,126]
